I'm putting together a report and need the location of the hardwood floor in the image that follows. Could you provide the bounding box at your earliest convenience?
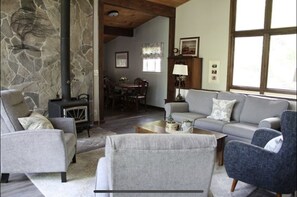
[0,106,164,197]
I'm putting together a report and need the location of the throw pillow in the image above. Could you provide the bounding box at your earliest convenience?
[264,135,283,153]
[207,98,236,122]
[18,112,54,130]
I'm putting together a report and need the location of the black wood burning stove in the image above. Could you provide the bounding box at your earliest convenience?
[48,0,90,137]
[48,95,90,137]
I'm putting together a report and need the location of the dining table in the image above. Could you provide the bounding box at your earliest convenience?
[115,83,142,107]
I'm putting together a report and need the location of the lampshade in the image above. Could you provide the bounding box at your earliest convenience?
[172,64,188,76]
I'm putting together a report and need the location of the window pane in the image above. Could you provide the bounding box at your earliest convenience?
[267,35,296,91]
[235,0,265,31]
[143,59,161,72]
[271,0,297,28]
[233,37,263,87]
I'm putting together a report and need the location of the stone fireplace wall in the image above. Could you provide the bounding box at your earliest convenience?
[0,0,94,117]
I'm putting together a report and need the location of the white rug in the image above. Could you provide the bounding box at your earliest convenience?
[76,128,116,153]
[27,148,104,197]
[27,147,277,197]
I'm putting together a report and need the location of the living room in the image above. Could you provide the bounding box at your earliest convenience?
[1,0,296,196]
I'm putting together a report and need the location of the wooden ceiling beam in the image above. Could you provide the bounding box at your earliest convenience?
[103,0,175,17]
[104,26,134,37]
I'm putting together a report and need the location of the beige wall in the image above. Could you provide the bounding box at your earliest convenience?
[176,0,230,91]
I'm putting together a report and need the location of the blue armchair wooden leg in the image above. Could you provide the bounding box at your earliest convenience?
[61,172,67,182]
[231,179,238,192]
[1,173,9,183]
[276,193,282,197]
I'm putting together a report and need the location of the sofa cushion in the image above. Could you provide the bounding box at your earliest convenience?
[185,89,218,115]
[218,92,246,121]
[207,98,236,122]
[223,122,258,140]
[194,118,229,132]
[171,112,206,123]
[240,95,289,124]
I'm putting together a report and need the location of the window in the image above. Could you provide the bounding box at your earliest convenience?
[228,0,296,97]
[142,42,163,72]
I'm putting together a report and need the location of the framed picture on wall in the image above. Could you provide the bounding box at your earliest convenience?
[179,37,199,57]
[115,51,129,68]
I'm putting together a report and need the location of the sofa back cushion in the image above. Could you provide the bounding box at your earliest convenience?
[218,92,246,121]
[1,89,31,133]
[185,89,218,115]
[105,134,217,193]
[240,95,289,124]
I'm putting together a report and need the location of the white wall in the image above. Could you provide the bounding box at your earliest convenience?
[104,16,169,108]
[176,0,230,91]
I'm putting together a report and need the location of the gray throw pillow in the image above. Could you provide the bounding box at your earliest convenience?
[207,98,236,122]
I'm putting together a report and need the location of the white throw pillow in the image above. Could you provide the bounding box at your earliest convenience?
[18,112,54,130]
[264,135,283,153]
[207,98,236,122]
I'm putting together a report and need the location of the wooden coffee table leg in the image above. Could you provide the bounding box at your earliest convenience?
[217,138,225,166]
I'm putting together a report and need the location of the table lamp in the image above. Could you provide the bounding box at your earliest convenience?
[172,64,188,101]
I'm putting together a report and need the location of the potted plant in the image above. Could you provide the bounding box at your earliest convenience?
[166,115,178,132]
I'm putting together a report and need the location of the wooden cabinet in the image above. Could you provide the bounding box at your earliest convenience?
[167,56,202,101]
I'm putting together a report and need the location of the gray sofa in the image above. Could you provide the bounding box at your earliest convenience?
[95,134,217,197]
[165,89,290,143]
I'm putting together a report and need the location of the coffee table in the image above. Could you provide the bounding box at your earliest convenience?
[135,120,227,166]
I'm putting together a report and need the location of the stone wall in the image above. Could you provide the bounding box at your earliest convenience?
[1,0,94,117]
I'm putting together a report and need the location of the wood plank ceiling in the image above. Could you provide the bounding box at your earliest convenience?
[103,0,189,43]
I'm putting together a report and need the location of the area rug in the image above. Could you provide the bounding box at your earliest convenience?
[27,147,277,197]
[76,127,116,153]
[27,148,104,197]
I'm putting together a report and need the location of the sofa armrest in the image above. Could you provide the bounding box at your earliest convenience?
[1,129,68,172]
[49,117,77,136]
[95,157,109,197]
[164,102,189,118]
[251,128,281,148]
[259,117,281,130]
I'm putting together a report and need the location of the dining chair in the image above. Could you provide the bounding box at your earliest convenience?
[134,77,143,85]
[104,77,122,110]
[128,80,149,111]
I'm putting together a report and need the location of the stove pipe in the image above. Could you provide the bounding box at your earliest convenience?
[60,0,71,101]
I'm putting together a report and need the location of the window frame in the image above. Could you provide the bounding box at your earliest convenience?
[227,0,297,96]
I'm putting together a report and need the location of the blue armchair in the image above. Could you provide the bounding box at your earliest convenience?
[224,110,296,197]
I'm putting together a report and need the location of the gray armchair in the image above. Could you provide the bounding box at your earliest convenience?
[0,89,77,183]
[224,110,297,197]
[95,133,217,197]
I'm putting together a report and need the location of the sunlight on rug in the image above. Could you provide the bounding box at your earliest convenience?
[27,148,104,197]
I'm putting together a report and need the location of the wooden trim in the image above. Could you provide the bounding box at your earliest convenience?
[103,0,175,17]
[226,0,236,91]
[168,12,176,57]
[104,26,133,37]
[99,0,105,124]
[233,27,297,37]
[260,34,270,94]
